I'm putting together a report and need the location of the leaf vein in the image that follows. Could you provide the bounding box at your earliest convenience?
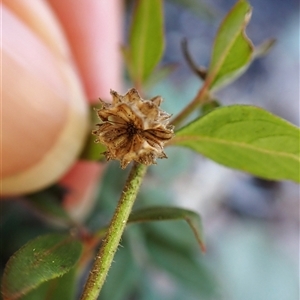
[173,135,300,161]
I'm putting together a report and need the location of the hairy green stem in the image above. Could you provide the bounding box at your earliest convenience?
[80,163,147,300]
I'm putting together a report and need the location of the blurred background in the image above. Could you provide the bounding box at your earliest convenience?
[1,0,299,299]
[125,0,300,299]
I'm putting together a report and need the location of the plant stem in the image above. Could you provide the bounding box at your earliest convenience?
[171,79,211,127]
[80,163,147,300]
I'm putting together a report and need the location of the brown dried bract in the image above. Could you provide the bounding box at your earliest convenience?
[92,88,174,169]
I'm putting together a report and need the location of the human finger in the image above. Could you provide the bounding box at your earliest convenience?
[1,1,89,195]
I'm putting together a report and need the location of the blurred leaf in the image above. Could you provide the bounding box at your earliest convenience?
[129,206,206,252]
[80,106,106,161]
[86,162,130,231]
[208,0,254,90]
[169,0,215,20]
[0,202,50,259]
[93,204,205,252]
[148,147,193,183]
[125,0,165,84]
[173,105,300,182]
[147,236,218,299]
[200,100,220,115]
[26,185,72,226]
[2,234,82,300]
[81,133,106,161]
[145,63,178,88]
[138,273,167,300]
[141,217,199,250]
[19,268,77,300]
[253,38,276,58]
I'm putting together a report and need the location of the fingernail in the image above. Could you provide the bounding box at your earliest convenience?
[48,0,123,101]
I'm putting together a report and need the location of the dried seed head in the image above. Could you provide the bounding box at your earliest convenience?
[92,88,174,169]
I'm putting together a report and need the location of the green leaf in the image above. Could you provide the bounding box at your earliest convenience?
[19,268,77,300]
[207,0,254,90]
[200,100,220,115]
[2,234,82,300]
[80,105,106,161]
[126,0,164,84]
[173,105,300,182]
[129,206,206,252]
[146,235,218,299]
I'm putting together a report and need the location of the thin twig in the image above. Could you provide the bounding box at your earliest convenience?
[181,38,207,80]
[171,81,210,128]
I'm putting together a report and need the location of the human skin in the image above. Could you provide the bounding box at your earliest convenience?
[1,0,122,219]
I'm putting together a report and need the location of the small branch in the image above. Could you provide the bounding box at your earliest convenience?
[181,38,207,80]
[80,163,147,300]
[171,53,221,128]
[171,82,210,128]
